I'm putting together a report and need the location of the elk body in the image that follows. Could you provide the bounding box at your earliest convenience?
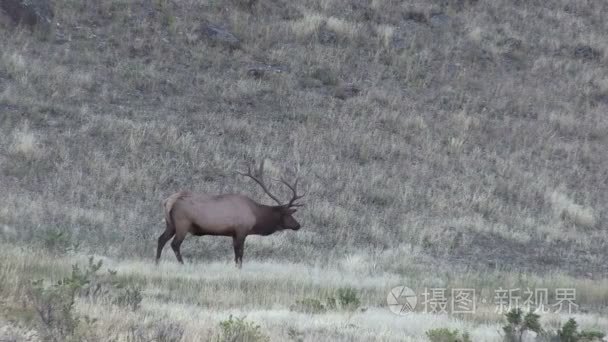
[156,162,304,268]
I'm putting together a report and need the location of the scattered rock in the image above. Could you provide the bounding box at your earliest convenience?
[0,0,53,29]
[0,103,21,113]
[246,63,288,78]
[197,22,240,48]
[573,44,602,61]
[403,11,427,24]
[333,83,360,100]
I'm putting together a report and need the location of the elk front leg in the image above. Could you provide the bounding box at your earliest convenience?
[170,232,186,264]
[232,235,246,269]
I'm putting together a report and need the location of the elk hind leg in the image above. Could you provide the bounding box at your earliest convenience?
[156,226,175,264]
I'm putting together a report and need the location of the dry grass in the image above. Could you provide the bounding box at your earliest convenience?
[548,190,597,229]
[8,122,42,159]
[1,244,607,341]
[1,0,608,339]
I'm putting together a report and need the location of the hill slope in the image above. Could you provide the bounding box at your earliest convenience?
[1,0,607,276]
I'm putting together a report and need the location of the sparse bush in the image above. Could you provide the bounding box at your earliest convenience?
[2,0,608,339]
[502,308,542,342]
[290,297,327,314]
[325,296,337,310]
[426,328,472,342]
[154,0,176,30]
[27,257,103,341]
[548,318,606,342]
[128,321,185,342]
[153,322,185,342]
[112,285,143,311]
[560,318,580,342]
[41,229,72,254]
[28,278,80,341]
[291,289,360,313]
[26,257,142,340]
[578,331,606,342]
[70,260,143,311]
[216,315,270,342]
[287,327,304,342]
[336,287,361,311]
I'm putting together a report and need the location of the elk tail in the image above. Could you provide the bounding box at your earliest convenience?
[162,191,187,233]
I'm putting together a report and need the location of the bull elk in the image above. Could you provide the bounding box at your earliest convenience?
[156,161,304,268]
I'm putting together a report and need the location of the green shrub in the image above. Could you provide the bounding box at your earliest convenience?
[27,257,143,341]
[502,308,542,342]
[41,229,72,254]
[526,317,606,342]
[336,287,361,311]
[27,257,103,341]
[578,330,606,342]
[325,296,337,310]
[426,328,472,342]
[560,318,579,342]
[287,327,304,342]
[290,297,327,314]
[28,278,80,340]
[216,315,270,342]
[554,318,605,342]
[290,290,360,314]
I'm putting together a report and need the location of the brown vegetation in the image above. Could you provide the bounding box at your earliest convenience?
[0,0,606,274]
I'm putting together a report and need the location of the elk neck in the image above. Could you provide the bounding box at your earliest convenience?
[251,204,283,236]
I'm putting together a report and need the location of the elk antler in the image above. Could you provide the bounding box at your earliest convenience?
[237,160,284,206]
[279,178,305,208]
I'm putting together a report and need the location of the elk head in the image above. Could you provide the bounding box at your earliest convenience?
[237,160,305,231]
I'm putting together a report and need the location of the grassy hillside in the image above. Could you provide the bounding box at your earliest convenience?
[1,0,608,340]
[2,0,607,273]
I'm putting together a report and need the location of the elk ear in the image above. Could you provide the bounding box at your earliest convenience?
[285,208,297,215]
